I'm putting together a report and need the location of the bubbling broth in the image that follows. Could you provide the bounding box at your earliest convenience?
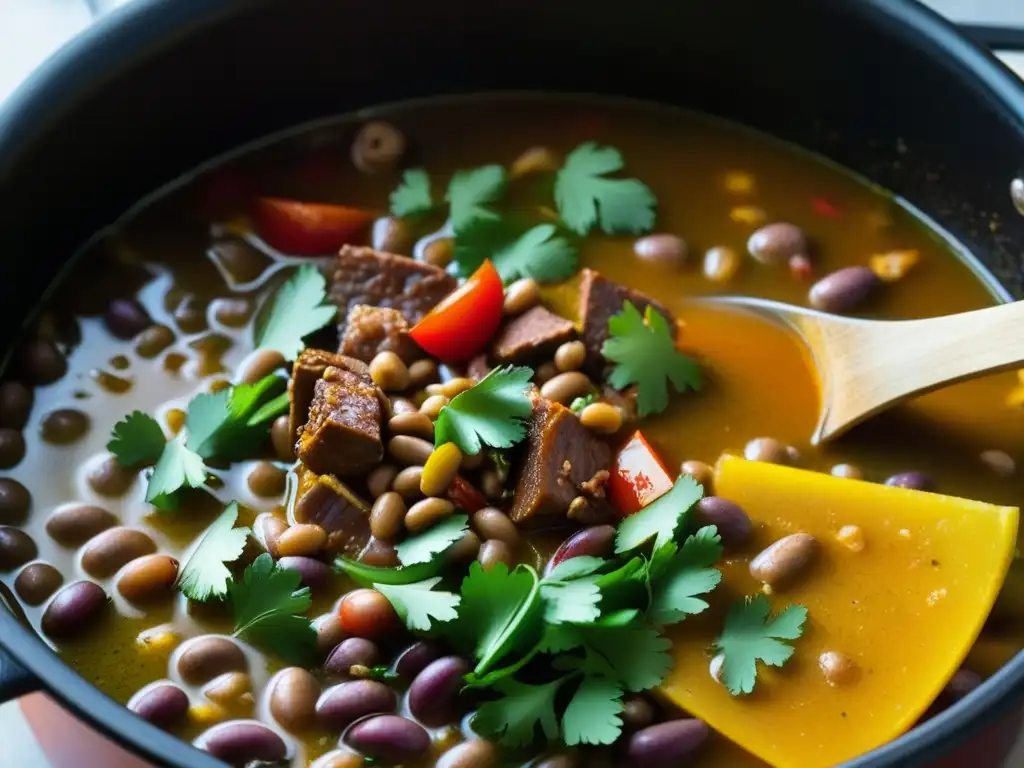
[0,95,1020,768]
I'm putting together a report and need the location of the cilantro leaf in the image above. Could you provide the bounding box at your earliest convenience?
[434,366,533,455]
[539,558,604,625]
[567,625,673,692]
[569,393,597,414]
[334,557,442,587]
[554,142,656,235]
[452,220,577,284]
[603,302,701,418]
[545,556,607,582]
[447,165,507,231]
[146,432,207,510]
[253,265,337,359]
[230,552,317,664]
[389,168,434,217]
[186,375,288,460]
[176,503,251,601]
[561,677,624,746]
[539,624,583,655]
[715,595,809,695]
[396,514,468,566]
[108,411,166,467]
[615,474,704,554]
[648,526,723,625]
[473,676,565,747]
[375,577,461,632]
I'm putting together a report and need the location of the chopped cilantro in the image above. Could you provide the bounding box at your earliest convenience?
[334,557,442,587]
[395,514,469,566]
[615,474,704,554]
[175,503,250,601]
[252,265,336,359]
[447,165,507,231]
[230,553,317,665]
[648,526,723,625]
[108,411,166,467]
[554,142,656,235]
[561,677,624,746]
[715,595,809,695]
[452,220,578,284]
[603,301,701,418]
[569,393,597,414]
[557,624,673,692]
[434,366,534,455]
[389,168,434,217]
[375,577,461,632]
[146,432,207,510]
[473,676,565,747]
[186,375,288,460]
[539,557,604,625]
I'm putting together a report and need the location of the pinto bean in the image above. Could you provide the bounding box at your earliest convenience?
[422,238,454,269]
[176,636,248,685]
[808,266,881,314]
[554,341,586,373]
[389,435,434,466]
[270,667,322,732]
[316,680,397,731]
[276,524,327,557]
[271,415,294,461]
[80,527,156,578]
[0,527,37,571]
[438,739,499,768]
[41,581,107,638]
[627,719,710,764]
[693,497,752,549]
[14,562,63,605]
[472,508,521,549]
[369,493,406,541]
[545,525,616,576]
[503,279,540,316]
[345,715,431,762]
[408,656,471,726]
[128,684,189,729]
[749,533,818,588]
[117,554,179,603]
[197,721,286,766]
[979,449,1016,477]
[405,497,454,533]
[247,461,287,498]
[540,372,593,405]
[747,222,807,265]
[253,513,288,557]
[46,504,118,547]
[389,412,434,440]
[445,530,481,564]
[367,464,399,498]
[478,539,514,571]
[634,234,687,268]
[579,403,622,434]
[325,637,380,676]
[278,556,332,591]
[370,352,411,392]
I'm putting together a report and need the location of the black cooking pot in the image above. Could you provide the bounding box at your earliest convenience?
[0,1,1022,766]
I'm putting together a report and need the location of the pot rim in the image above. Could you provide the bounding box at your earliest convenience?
[0,1,1022,767]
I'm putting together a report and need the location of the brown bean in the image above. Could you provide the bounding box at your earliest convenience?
[314,613,346,655]
[389,435,434,465]
[198,721,286,766]
[0,429,25,468]
[445,530,481,564]
[46,503,118,547]
[270,667,322,732]
[809,267,881,314]
[503,278,540,316]
[253,513,288,557]
[245,461,287,498]
[440,377,476,399]
[212,298,253,328]
[472,508,521,549]
[420,394,449,420]
[352,121,406,175]
[407,360,439,388]
[128,684,189,729]
[19,339,66,384]
[135,324,175,357]
[105,299,152,339]
[478,539,514,571]
[627,719,709,764]
[14,562,63,605]
[117,554,179,604]
[0,527,37,571]
[326,637,380,676]
[39,408,89,445]
[408,655,471,726]
[389,412,434,440]
[405,497,455,533]
[392,466,425,500]
[702,246,741,282]
[438,739,499,768]
[743,437,792,465]
[579,402,623,434]
[270,414,294,461]
[86,455,136,497]
[41,581,107,638]
[370,352,411,392]
[622,695,657,729]
[81,527,157,578]
[421,443,463,496]
[277,524,327,557]
[372,216,413,255]
[0,382,32,430]
[680,460,714,490]
[819,651,860,686]
[361,465,395,500]
[747,222,808,265]
[317,680,397,731]
[238,349,285,385]
[345,715,430,763]
[980,449,1016,477]
[554,341,586,373]
[177,636,248,685]
[830,463,865,480]
[369,492,406,542]
[634,234,687,268]
[693,497,752,549]
[0,478,30,524]
[422,238,454,269]
[749,533,818,588]
[510,146,560,179]
[540,372,593,405]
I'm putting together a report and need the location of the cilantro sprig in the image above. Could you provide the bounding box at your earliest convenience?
[175,503,251,602]
[602,301,701,418]
[389,168,434,217]
[252,265,336,359]
[554,142,656,235]
[375,577,461,632]
[396,514,469,566]
[452,220,578,284]
[447,165,507,230]
[615,474,704,554]
[714,595,808,695]
[434,366,534,455]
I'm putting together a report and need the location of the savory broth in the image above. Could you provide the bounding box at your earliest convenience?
[0,95,1020,768]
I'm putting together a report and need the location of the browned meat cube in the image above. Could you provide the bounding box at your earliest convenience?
[289,348,370,440]
[492,306,576,365]
[578,268,677,378]
[510,391,614,526]
[338,304,422,364]
[294,468,370,557]
[297,365,383,477]
[329,246,457,334]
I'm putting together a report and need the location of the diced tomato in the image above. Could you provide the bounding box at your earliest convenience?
[253,197,375,255]
[447,474,487,513]
[338,588,399,639]
[409,260,503,363]
[811,197,840,219]
[608,431,674,516]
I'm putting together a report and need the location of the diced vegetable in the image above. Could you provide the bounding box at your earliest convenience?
[607,431,674,515]
[447,475,488,513]
[254,197,375,255]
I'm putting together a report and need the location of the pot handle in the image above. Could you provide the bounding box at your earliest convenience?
[962,24,1024,52]
[0,643,39,703]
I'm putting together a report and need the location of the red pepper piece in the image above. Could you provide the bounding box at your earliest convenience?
[254,197,375,255]
[608,430,674,516]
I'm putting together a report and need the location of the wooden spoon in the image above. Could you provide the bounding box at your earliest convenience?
[701,296,1024,443]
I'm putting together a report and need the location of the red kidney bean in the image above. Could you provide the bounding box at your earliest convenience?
[177,636,248,685]
[0,382,32,430]
[128,684,189,729]
[197,721,287,766]
[747,222,808,265]
[808,266,881,314]
[693,497,752,548]
[344,715,430,762]
[325,637,380,676]
[0,527,37,571]
[105,299,152,339]
[0,478,30,524]
[437,739,499,768]
[41,581,107,638]
[316,680,396,731]
[394,641,444,680]
[19,339,66,385]
[627,719,710,764]
[545,525,616,576]
[277,556,332,591]
[269,668,321,732]
[885,471,935,492]
[0,428,25,468]
[408,655,470,726]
